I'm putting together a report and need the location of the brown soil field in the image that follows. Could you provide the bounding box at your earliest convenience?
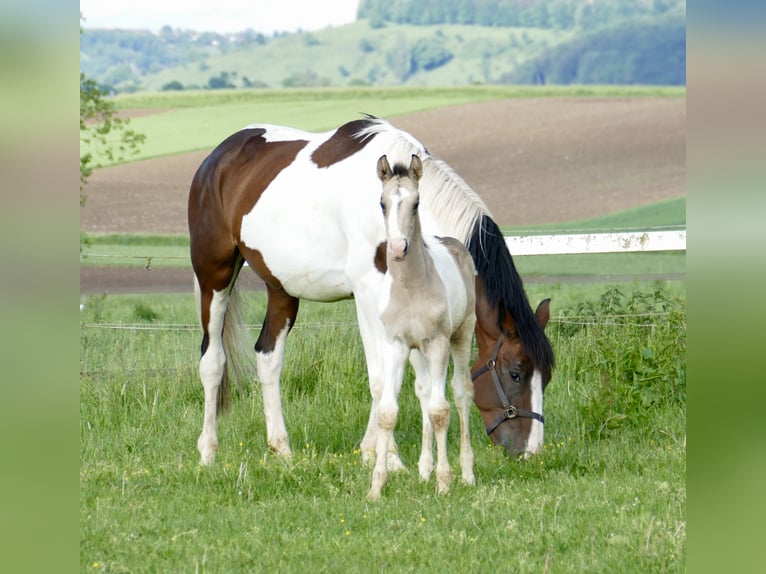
[80,97,685,293]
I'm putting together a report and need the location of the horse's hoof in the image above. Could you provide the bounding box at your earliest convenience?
[387,453,407,472]
[269,438,292,457]
[198,437,217,465]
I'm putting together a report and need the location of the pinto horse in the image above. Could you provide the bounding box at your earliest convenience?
[188,116,554,467]
[369,154,476,500]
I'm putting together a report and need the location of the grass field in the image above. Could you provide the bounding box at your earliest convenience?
[87,85,684,167]
[80,279,685,572]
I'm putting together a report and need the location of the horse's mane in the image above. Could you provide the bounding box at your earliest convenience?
[467,216,555,379]
[356,117,489,243]
[355,117,554,377]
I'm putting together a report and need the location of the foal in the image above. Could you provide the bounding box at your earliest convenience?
[369,154,477,500]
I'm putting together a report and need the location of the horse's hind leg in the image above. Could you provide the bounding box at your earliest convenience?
[195,274,235,465]
[409,349,434,482]
[425,338,453,494]
[450,318,476,486]
[254,285,299,457]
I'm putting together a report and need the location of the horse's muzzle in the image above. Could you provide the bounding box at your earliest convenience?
[389,238,408,260]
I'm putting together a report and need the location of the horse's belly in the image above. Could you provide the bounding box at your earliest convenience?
[281,268,353,301]
[251,238,354,301]
[240,206,362,301]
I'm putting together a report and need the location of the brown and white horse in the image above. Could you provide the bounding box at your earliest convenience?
[188,116,554,467]
[369,154,476,500]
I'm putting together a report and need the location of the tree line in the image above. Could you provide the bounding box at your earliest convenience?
[357,0,685,30]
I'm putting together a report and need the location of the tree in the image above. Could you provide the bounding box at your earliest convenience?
[80,22,145,205]
[79,74,145,205]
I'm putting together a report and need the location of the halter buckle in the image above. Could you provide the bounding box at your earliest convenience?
[504,405,518,419]
[487,359,496,370]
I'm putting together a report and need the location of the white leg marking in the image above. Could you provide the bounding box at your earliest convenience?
[198,289,228,465]
[525,369,545,456]
[256,323,292,456]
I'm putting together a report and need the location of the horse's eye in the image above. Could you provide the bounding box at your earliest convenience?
[413,200,419,212]
[510,372,521,383]
[380,202,385,212]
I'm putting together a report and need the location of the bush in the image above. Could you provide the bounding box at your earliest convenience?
[554,285,686,438]
[410,37,454,73]
[161,80,184,91]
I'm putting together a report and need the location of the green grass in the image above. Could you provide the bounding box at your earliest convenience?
[504,197,686,235]
[88,85,684,167]
[80,282,685,572]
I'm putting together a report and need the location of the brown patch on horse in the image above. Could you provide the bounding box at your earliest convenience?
[239,246,283,291]
[311,119,378,168]
[189,128,307,293]
[374,241,388,273]
[254,286,300,354]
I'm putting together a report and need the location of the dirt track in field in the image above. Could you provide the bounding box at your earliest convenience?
[79,97,685,293]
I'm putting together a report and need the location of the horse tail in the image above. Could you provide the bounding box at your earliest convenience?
[194,273,255,415]
[221,278,256,413]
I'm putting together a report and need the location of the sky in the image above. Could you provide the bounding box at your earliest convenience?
[79,0,360,35]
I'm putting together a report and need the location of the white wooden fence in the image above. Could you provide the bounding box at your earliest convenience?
[505,230,686,256]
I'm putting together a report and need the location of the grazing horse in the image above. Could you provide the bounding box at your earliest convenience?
[369,154,476,500]
[188,116,554,468]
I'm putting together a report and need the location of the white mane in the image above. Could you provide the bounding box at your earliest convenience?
[357,118,491,243]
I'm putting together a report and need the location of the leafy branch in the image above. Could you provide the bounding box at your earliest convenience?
[79,72,145,205]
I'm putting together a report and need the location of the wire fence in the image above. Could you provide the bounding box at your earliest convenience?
[81,310,680,333]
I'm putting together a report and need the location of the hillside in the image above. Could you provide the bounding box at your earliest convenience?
[81,10,685,93]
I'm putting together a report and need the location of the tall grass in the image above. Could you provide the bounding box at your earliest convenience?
[80,281,685,572]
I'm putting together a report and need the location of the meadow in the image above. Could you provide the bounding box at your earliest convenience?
[80,280,685,572]
[80,86,685,571]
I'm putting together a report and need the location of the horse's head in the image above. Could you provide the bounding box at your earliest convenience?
[472,278,552,458]
[377,154,423,261]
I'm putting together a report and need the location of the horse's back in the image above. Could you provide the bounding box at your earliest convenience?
[427,236,476,328]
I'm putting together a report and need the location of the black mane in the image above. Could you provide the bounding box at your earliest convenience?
[467,216,555,379]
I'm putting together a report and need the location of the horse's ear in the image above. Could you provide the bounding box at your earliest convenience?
[535,298,551,330]
[409,154,423,182]
[377,155,392,182]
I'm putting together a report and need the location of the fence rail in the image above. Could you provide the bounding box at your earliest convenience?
[81,229,687,267]
[505,230,686,256]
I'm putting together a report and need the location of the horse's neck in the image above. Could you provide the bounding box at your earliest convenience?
[387,224,433,287]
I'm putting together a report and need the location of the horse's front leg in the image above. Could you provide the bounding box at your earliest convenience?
[354,293,406,471]
[368,340,408,501]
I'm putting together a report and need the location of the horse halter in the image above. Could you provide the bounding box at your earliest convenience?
[471,336,545,436]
